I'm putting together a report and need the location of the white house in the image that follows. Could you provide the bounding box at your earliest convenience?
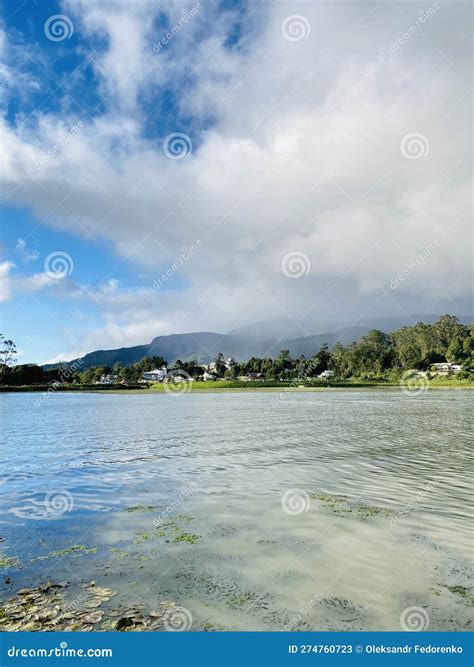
[432,362,463,375]
[142,366,168,382]
[318,370,334,379]
[203,358,234,373]
[98,374,118,384]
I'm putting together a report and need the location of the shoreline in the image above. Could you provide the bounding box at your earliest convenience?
[1,381,473,393]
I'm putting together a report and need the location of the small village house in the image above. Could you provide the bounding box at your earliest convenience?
[98,374,118,384]
[318,370,334,379]
[432,362,463,376]
[142,366,168,382]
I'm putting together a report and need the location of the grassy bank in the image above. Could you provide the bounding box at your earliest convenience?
[0,378,472,393]
[147,377,474,392]
[0,384,145,392]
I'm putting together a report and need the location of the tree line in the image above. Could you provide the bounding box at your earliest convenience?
[1,316,472,385]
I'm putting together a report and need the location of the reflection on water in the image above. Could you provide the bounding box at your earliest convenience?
[0,390,472,630]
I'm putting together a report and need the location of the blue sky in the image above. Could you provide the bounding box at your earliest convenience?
[0,0,472,363]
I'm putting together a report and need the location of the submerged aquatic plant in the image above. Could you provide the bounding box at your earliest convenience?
[30,545,98,562]
[0,555,20,569]
[311,493,393,519]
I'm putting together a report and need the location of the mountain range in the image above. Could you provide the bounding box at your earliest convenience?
[45,314,472,371]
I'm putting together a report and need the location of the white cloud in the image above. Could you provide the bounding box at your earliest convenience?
[15,238,39,263]
[0,260,14,302]
[1,0,472,357]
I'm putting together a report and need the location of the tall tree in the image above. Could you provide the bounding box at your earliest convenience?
[0,334,17,375]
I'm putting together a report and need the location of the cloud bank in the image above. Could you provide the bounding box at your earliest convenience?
[0,0,472,360]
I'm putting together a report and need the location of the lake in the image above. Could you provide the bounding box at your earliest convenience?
[0,390,472,631]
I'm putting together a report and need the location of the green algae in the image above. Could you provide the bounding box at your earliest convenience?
[31,545,97,562]
[133,519,199,546]
[311,493,392,519]
[203,621,226,631]
[172,531,199,544]
[445,585,474,605]
[133,531,151,545]
[123,505,158,513]
[109,548,130,557]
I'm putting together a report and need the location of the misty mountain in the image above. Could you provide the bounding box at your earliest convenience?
[45,314,472,371]
[229,314,473,340]
[45,328,363,370]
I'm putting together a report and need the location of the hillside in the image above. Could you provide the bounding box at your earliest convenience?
[44,314,473,371]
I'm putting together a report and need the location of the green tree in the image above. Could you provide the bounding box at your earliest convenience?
[0,334,17,369]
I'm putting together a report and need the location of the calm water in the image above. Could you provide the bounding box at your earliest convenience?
[1,390,472,631]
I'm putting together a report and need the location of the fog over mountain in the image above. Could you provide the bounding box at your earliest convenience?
[46,314,473,370]
[0,1,471,365]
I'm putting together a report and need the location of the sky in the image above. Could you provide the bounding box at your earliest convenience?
[0,0,472,364]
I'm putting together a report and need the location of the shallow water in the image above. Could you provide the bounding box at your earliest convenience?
[1,390,472,631]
